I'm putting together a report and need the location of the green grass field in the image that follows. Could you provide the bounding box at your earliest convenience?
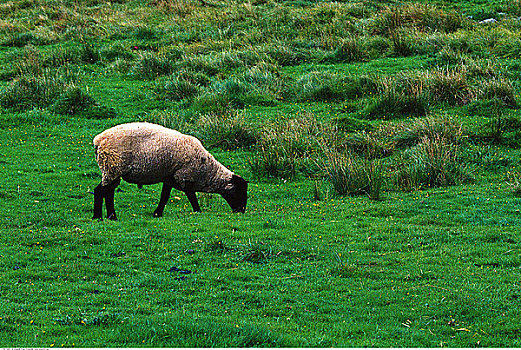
[1,0,521,347]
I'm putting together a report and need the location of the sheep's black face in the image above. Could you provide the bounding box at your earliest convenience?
[222,174,248,213]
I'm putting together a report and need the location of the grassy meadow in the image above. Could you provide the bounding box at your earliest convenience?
[2,0,521,347]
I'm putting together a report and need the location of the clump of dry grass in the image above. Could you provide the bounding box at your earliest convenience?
[320,150,384,200]
[426,68,475,105]
[392,116,464,148]
[373,3,464,36]
[195,111,259,150]
[395,134,473,191]
[249,112,338,179]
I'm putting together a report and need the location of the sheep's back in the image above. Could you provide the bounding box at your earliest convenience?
[94,122,224,187]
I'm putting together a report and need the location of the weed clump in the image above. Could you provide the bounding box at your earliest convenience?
[427,68,475,105]
[249,114,334,179]
[395,135,473,191]
[0,71,74,111]
[52,86,96,115]
[320,151,383,200]
[206,240,229,253]
[133,53,175,79]
[326,38,368,63]
[158,75,201,102]
[239,242,271,263]
[293,71,347,102]
[479,78,517,108]
[393,116,464,148]
[195,112,258,150]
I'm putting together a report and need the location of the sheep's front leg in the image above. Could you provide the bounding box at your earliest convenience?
[93,182,104,219]
[185,191,201,212]
[104,178,121,220]
[153,183,173,218]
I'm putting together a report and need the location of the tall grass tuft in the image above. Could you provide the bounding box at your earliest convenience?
[145,109,195,133]
[344,130,393,159]
[373,4,463,36]
[479,78,517,108]
[195,112,258,150]
[100,42,136,62]
[0,70,76,111]
[79,43,101,64]
[395,135,472,190]
[320,151,383,200]
[192,65,283,111]
[327,38,367,63]
[480,99,521,144]
[158,75,201,102]
[293,71,348,102]
[390,30,416,57]
[174,55,219,76]
[393,116,464,148]
[249,113,335,179]
[260,42,316,66]
[427,68,475,105]
[249,142,299,180]
[506,170,521,197]
[363,74,428,119]
[191,91,234,115]
[52,85,96,115]
[133,53,175,79]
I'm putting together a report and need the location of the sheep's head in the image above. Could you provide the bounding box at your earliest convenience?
[222,174,248,213]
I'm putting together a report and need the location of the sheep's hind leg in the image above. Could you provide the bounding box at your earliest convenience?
[153,183,173,218]
[185,191,201,212]
[104,178,121,220]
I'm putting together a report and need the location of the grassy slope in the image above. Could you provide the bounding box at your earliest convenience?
[2,86,521,348]
[1,0,521,348]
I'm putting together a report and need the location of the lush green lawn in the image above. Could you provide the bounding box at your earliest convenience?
[1,114,520,347]
[2,0,521,347]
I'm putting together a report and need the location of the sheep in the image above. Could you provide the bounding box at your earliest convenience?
[92,122,248,220]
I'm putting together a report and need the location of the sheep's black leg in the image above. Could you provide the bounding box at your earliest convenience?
[105,178,121,220]
[93,182,104,220]
[153,183,173,217]
[185,191,201,212]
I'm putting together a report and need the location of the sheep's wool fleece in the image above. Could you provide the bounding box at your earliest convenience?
[94,122,233,192]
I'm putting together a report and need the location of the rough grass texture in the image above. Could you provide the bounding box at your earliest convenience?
[1,0,521,347]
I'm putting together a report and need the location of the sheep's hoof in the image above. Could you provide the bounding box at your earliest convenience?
[107,213,118,221]
[153,211,163,218]
[92,215,102,221]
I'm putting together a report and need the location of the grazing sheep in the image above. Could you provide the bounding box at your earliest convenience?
[92,122,248,220]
